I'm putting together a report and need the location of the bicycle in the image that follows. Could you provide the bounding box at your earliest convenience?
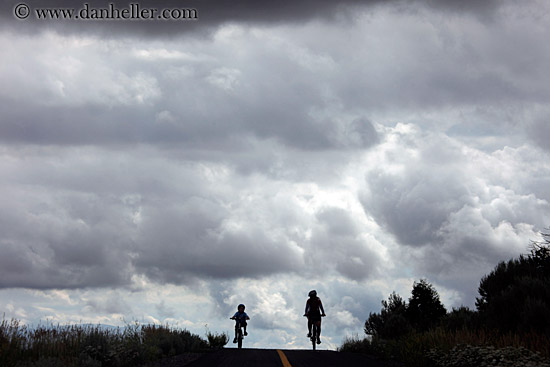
[304,314,325,350]
[231,318,246,349]
[310,321,319,350]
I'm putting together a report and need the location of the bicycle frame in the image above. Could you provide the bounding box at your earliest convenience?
[310,322,319,350]
[305,314,323,350]
[235,319,245,349]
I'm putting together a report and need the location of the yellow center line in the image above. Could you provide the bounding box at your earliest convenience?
[277,349,292,367]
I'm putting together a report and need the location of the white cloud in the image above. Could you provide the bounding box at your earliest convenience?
[360,122,550,305]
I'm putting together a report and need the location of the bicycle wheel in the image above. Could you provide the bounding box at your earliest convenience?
[311,324,317,350]
[237,328,243,349]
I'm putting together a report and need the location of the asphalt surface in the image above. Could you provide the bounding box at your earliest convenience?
[185,348,398,367]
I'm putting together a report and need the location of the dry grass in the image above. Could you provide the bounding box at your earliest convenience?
[0,318,214,367]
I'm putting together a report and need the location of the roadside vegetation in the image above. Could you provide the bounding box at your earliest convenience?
[340,231,550,367]
[0,320,228,367]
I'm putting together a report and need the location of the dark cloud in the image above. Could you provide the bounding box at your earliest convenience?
[307,207,381,281]
[0,186,135,289]
[0,0,367,36]
[362,128,471,247]
[0,143,389,290]
[133,200,305,283]
[0,144,311,289]
[417,0,499,14]
[0,31,380,152]
[155,300,176,318]
[528,112,550,153]
[0,104,152,145]
[0,241,131,289]
[84,291,133,314]
[1,0,503,37]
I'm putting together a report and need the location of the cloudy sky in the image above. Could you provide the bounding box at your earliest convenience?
[1,0,550,350]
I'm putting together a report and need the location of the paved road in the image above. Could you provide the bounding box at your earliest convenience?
[185,348,396,367]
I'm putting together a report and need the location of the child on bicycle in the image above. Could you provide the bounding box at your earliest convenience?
[230,303,250,343]
[304,290,326,344]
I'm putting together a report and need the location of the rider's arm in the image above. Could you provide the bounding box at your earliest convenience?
[319,299,326,315]
[304,299,310,315]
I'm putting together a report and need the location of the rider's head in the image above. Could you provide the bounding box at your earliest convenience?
[308,290,317,298]
[238,304,245,311]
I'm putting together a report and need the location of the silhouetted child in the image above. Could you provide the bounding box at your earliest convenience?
[230,303,250,343]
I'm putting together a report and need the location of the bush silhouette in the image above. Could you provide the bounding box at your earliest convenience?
[365,279,446,338]
[476,232,550,334]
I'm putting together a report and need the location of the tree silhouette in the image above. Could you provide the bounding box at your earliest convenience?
[476,231,550,334]
[365,280,447,338]
[406,279,446,332]
[365,292,411,338]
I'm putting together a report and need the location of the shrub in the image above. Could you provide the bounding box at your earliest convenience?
[206,331,229,349]
[365,292,411,339]
[338,335,371,353]
[0,318,214,367]
[477,234,550,334]
[442,306,479,332]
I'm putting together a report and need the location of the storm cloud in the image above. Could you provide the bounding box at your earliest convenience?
[1,0,550,350]
[1,0,503,37]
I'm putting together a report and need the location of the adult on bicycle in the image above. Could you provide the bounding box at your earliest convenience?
[304,290,326,344]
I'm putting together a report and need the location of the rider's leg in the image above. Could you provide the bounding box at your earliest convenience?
[307,319,312,337]
[316,321,322,343]
[233,326,238,343]
[243,321,248,336]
